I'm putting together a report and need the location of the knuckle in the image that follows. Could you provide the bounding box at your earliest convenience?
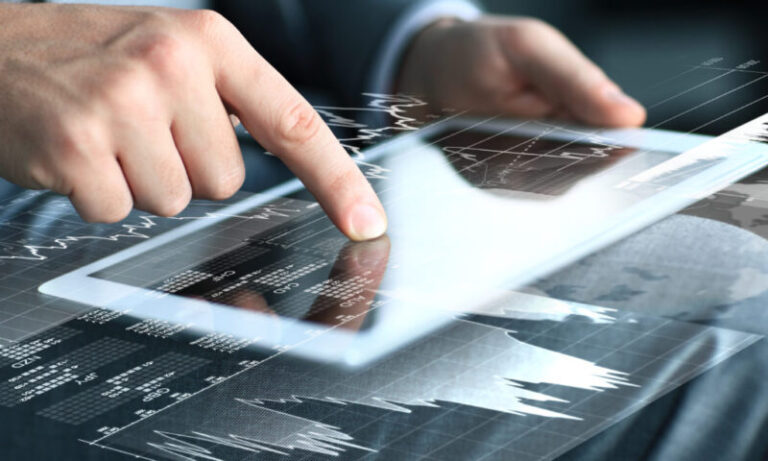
[95,66,156,114]
[151,194,189,217]
[275,100,324,148]
[327,165,361,197]
[98,202,132,224]
[183,9,229,36]
[44,110,107,167]
[146,184,191,217]
[200,165,244,201]
[130,31,188,79]
[25,160,51,189]
[151,175,192,217]
[81,188,133,224]
[516,17,555,35]
[503,18,557,53]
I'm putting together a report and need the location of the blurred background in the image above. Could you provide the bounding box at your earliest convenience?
[481,0,767,135]
[238,0,768,192]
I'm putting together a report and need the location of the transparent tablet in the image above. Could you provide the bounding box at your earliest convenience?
[39,115,768,366]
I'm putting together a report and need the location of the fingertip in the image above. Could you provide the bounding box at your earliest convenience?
[346,202,388,242]
[598,87,647,127]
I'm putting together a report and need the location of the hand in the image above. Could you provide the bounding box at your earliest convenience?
[0,4,386,241]
[397,16,646,127]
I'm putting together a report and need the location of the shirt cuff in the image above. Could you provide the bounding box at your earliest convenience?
[368,0,482,95]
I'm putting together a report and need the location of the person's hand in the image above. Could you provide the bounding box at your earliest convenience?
[0,4,386,241]
[397,16,646,127]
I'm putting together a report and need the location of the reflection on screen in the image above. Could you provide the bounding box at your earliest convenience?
[435,130,635,197]
[91,201,389,331]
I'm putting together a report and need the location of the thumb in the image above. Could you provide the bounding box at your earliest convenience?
[499,19,646,127]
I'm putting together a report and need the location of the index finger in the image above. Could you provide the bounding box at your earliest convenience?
[195,11,387,241]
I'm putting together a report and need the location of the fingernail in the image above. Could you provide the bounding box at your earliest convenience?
[349,204,387,241]
[604,87,642,108]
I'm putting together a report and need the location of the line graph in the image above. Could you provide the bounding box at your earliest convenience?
[0,203,300,262]
[316,93,433,159]
[438,129,631,197]
[147,408,374,459]
[90,303,756,461]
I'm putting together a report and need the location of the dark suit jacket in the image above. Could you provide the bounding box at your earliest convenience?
[216,0,434,105]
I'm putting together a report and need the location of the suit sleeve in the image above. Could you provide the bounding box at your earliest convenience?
[215,0,480,105]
